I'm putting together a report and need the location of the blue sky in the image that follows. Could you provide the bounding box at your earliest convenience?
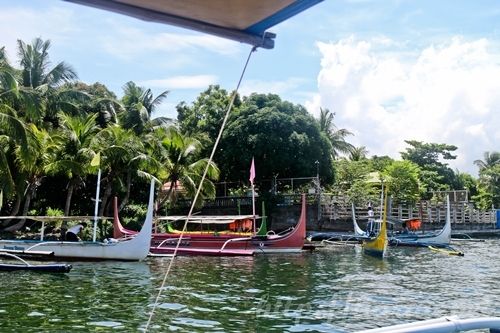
[1,0,499,175]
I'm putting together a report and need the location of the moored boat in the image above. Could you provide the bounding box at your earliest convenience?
[390,195,451,247]
[0,180,155,261]
[114,194,307,256]
[362,188,388,258]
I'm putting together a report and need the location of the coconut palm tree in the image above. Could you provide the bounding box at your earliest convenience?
[120,81,172,135]
[17,38,77,89]
[92,125,146,216]
[149,126,220,209]
[3,124,55,231]
[46,113,100,215]
[474,151,500,172]
[15,38,80,126]
[349,146,369,161]
[318,107,354,158]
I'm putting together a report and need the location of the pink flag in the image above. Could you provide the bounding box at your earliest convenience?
[249,157,255,185]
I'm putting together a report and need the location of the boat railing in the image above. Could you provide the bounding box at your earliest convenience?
[356,315,500,332]
[219,237,253,252]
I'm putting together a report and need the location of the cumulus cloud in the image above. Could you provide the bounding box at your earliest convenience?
[308,36,500,174]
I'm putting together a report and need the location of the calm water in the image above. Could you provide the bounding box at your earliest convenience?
[1,240,499,332]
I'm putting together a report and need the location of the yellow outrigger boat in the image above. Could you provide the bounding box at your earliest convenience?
[362,187,388,258]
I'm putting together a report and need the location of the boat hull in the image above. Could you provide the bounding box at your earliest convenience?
[115,194,307,256]
[0,180,155,261]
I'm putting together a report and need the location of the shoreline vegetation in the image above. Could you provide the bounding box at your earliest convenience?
[1,38,499,237]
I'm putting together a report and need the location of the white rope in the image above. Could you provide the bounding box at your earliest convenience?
[144,46,258,331]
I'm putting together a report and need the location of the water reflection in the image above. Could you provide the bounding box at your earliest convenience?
[0,240,499,332]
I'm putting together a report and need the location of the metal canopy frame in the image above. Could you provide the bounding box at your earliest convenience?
[64,0,323,49]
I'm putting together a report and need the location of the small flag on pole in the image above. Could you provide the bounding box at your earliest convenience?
[249,157,255,185]
[90,152,101,167]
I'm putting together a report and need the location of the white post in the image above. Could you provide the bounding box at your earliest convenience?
[252,183,256,234]
[93,169,101,242]
[40,221,45,241]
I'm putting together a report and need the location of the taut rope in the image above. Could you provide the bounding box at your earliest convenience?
[144,46,257,331]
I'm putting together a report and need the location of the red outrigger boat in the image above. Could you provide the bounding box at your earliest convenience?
[113,195,307,256]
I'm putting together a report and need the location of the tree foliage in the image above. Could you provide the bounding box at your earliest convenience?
[218,93,334,186]
[401,140,458,197]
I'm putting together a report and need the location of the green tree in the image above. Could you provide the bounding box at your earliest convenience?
[382,160,421,204]
[46,113,100,215]
[177,85,241,156]
[332,159,376,204]
[473,151,500,209]
[92,125,146,216]
[219,93,333,186]
[318,107,354,159]
[349,146,368,161]
[148,126,220,209]
[400,140,458,197]
[474,151,500,171]
[120,81,171,135]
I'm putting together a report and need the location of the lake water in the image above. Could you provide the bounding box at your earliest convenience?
[1,239,499,332]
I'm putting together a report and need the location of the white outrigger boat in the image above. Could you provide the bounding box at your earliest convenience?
[357,315,500,333]
[0,181,154,261]
[352,196,452,247]
[389,196,451,247]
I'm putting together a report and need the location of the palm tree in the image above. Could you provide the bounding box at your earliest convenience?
[92,125,146,216]
[120,81,172,135]
[349,146,369,161]
[149,126,220,209]
[15,38,80,126]
[0,66,29,216]
[474,151,500,172]
[4,124,55,231]
[46,113,100,215]
[318,107,355,158]
[17,38,77,89]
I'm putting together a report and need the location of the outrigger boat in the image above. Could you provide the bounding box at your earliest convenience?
[362,188,388,258]
[390,195,451,247]
[114,194,307,256]
[0,180,155,261]
[0,252,72,273]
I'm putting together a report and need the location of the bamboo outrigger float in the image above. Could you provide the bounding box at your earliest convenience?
[0,252,72,273]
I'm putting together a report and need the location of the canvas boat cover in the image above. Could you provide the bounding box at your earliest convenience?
[64,0,323,49]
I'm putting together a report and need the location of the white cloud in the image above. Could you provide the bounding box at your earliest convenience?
[239,77,307,98]
[99,21,241,61]
[139,75,218,89]
[0,6,76,62]
[309,36,500,174]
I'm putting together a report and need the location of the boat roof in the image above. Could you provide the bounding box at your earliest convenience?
[0,216,111,222]
[63,0,323,49]
[157,215,260,224]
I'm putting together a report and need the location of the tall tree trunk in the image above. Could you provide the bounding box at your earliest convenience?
[65,182,74,216]
[4,185,34,232]
[99,182,113,218]
[1,194,22,227]
[119,171,132,211]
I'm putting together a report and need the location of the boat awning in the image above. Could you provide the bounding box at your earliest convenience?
[63,0,323,49]
[157,215,260,224]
